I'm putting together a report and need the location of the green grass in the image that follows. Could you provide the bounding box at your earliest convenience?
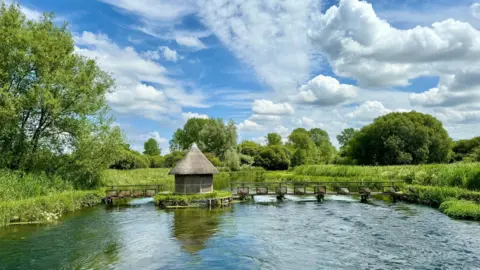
[0,169,74,201]
[294,163,480,190]
[0,190,102,227]
[439,200,480,220]
[399,185,480,206]
[154,190,232,204]
[101,168,173,186]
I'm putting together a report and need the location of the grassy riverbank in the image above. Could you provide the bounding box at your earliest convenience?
[0,170,103,227]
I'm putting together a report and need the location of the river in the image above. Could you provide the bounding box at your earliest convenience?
[1,196,480,270]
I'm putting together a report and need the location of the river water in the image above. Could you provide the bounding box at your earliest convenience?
[1,196,480,270]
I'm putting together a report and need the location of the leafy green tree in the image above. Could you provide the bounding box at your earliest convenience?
[345,112,452,165]
[239,140,261,157]
[255,146,290,170]
[288,128,314,150]
[0,5,123,186]
[291,149,308,167]
[170,118,237,158]
[224,148,240,171]
[204,152,221,167]
[149,155,165,168]
[164,151,185,168]
[266,133,282,146]
[143,138,161,156]
[309,128,336,164]
[452,136,480,162]
[337,128,357,146]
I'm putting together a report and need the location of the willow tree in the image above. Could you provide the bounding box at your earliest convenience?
[0,4,122,186]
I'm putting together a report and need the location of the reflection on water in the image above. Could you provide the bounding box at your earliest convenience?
[1,199,480,269]
[170,208,231,254]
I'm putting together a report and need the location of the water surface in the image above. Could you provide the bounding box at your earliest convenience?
[1,196,479,270]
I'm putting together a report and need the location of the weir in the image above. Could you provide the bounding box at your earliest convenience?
[230,181,402,202]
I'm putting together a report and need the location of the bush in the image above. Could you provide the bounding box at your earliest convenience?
[149,156,165,168]
[164,151,185,168]
[109,149,150,170]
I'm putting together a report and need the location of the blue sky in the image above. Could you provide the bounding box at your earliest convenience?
[10,0,480,152]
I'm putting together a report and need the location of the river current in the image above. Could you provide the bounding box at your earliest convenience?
[1,196,480,270]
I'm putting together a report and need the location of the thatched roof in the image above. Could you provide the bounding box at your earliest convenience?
[169,143,219,175]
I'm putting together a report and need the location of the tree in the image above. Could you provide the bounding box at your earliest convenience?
[224,148,240,171]
[255,145,290,170]
[170,118,237,158]
[239,140,261,157]
[337,128,357,146]
[345,112,452,165]
[143,138,161,156]
[452,136,480,162]
[291,149,308,167]
[309,128,336,164]
[266,133,282,146]
[0,5,123,186]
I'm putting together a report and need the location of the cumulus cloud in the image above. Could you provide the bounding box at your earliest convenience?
[252,100,294,115]
[347,100,410,122]
[74,32,205,120]
[292,116,323,129]
[435,108,480,124]
[237,119,264,132]
[142,46,179,62]
[199,0,318,93]
[181,112,209,121]
[309,0,480,109]
[293,75,357,105]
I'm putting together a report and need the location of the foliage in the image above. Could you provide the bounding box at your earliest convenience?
[287,128,335,166]
[169,118,237,157]
[452,137,480,162]
[266,133,282,146]
[204,152,221,167]
[224,148,240,171]
[0,190,102,227]
[401,185,480,206]
[439,200,480,220]
[239,154,255,166]
[154,190,232,204]
[109,148,150,170]
[336,128,357,146]
[143,138,161,156]
[344,112,452,165]
[239,140,261,157]
[149,155,165,168]
[0,4,123,187]
[163,151,185,168]
[255,145,290,170]
[291,149,308,167]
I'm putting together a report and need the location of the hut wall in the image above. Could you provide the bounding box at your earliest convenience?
[174,174,213,194]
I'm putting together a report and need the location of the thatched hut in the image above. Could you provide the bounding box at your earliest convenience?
[169,143,219,194]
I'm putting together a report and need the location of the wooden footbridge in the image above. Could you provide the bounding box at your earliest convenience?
[230,181,402,202]
[103,184,170,204]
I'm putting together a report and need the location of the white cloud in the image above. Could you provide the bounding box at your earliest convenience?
[250,114,282,122]
[274,125,290,137]
[309,0,480,109]
[161,46,178,62]
[199,0,319,93]
[347,100,410,122]
[74,32,206,120]
[251,136,267,145]
[292,116,323,129]
[435,108,480,124]
[252,100,294,115]
[181,112,209,121]
[142,47,178,62]
[99,0,197,22]
[175,36,207,50]
[237,119,264,132]
[472,3,480,20]
[293,75,357,105]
